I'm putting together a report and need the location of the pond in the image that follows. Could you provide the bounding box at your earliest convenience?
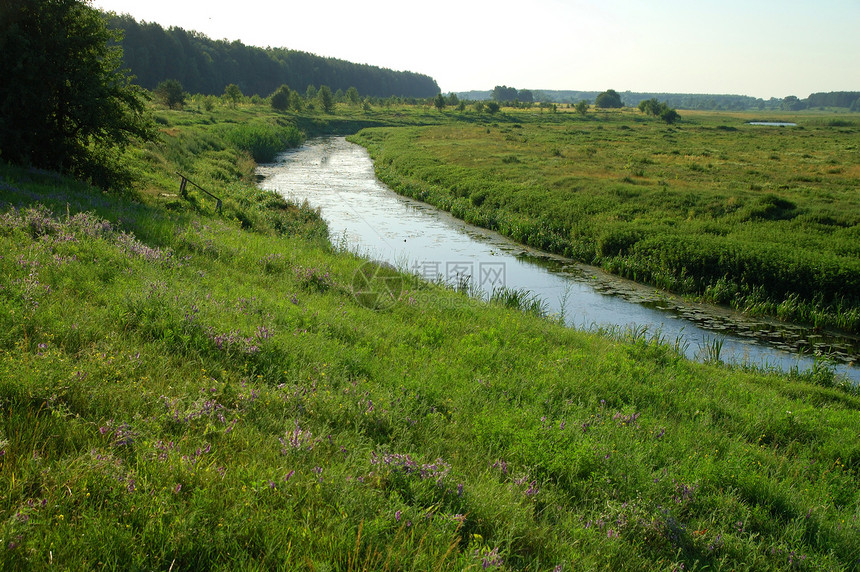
[747,122,798,126]
[257,137,859,383]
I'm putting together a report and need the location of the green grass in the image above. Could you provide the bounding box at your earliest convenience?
[349,110,860,334]
[1,101,859,570]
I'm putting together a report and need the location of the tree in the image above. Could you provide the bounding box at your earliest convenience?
[433,93,446,111]
[290,90,303,112]
[595,89,623,108]
[781,95,806,111]
[517,89,534,103]
[637,98,660,115]
[270,84,291,111]
[224,83,243,107]
[155,79,186,109]
[485,101,500,114]
[574,100,589,115]
[660,107,680,124]
[492,85,518,103]
[317,85,334,113]
[0,0,155,188]
[638,98,680,124]
[346,86,360,105]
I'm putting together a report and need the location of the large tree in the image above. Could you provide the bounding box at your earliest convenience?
[492,85,519,103]
[517,89,534,103]
[155,79,186,109]
[595,89,623,108]
[269,84,291,112]
[317,85,334,113]
[0,0,155,188]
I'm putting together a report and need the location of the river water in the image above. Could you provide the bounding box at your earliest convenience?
[257,137,859,383]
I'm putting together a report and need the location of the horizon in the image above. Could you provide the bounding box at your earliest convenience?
[92,0,860,101]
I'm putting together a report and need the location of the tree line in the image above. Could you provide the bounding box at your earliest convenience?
[106,14,440,99]
[784,92,860,111]
[458,89,860,112]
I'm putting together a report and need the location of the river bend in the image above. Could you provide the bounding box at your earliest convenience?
[257,137,859,383]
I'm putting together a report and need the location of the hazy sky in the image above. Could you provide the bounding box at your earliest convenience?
[92,0,860,99]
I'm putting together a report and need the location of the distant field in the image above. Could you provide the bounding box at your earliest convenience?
[351,110,860,332]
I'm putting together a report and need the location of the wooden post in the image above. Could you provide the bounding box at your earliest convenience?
[176,172,222,215]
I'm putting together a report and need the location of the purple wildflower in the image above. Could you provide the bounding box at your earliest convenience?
[280,420,315,452]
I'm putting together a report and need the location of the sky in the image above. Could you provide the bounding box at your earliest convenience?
[91,0,860,100]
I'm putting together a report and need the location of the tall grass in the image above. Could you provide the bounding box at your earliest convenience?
[221,120,304,163]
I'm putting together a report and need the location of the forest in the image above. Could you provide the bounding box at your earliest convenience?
[106,14,440,99]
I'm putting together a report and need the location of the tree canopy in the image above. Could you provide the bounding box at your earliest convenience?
[155,79,186,109]
[595,89,623,108]
[0,0,155,188]
[270,85,292,112]
[492,86,519,103]
[317,85,334,113]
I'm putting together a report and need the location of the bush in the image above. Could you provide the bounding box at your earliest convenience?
[270,85,291,112]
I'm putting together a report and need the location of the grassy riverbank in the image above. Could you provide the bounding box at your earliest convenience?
[350,110,860,335]
[2,102,860,570]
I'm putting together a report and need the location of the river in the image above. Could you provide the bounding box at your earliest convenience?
[257,137,860,383]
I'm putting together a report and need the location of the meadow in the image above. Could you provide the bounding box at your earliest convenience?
[350,109,860,334]
[1,100,860,570]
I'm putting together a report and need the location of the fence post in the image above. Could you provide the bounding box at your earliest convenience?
[176,172,222,215]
